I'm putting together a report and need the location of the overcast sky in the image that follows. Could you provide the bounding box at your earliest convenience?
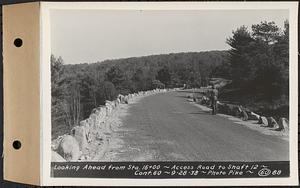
[50,9,288,64]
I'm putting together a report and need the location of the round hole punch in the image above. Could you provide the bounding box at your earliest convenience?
[14,38,23,47]
[12,140,22,150]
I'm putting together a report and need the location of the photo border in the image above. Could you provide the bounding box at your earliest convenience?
[41,2,298,186]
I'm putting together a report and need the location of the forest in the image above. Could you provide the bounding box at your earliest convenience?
[51,21,289,138]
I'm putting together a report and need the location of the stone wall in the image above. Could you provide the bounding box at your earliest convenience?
[51,88,175,162]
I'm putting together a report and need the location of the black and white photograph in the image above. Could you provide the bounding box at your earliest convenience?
[47,2,297,182]
[51,8,289,162]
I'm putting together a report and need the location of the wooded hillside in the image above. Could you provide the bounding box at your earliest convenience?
[51,50,229,138]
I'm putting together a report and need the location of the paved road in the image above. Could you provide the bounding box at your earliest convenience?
[112,91,289,161]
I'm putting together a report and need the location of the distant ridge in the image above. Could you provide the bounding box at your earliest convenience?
[65,50,229,69]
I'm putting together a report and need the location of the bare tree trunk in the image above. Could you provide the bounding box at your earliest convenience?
[93,91,97,107]
[73,94,76,127]
[77,90,81,125]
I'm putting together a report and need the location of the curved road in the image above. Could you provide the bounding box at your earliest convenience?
[112,91,288,161]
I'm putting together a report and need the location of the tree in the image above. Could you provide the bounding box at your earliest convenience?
[51,55,69,137]
[152,79,165,89]
[170,71,182,87]
[105,66,125,88]
[252,21,280,45]
[156,66,171,87]
[226,26,254,86]
[62,74,82,128]
[225,20,289,118]
[119,79,136,94]
[270,20,289,97]
[79,72,97,118]
[132,68,146,91]
[51,55,65,106]
[100,81,118,102]
[190,71,202,88]
[251,21,287,99]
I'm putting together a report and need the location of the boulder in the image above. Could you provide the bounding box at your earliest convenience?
[201,96,210,106]
[57,135,81,161]
[267,117,279,128]
[234,106,242,117]
[121,96,125,103]
[258,116,268,126]
[114,100,119,108]
[79,154,91,161]
[71,126,91,151]
[95,131,105,141]
[105,104,112,116]
[87,118,94,127]
[124,96,129,104]
[51,135,64,151]
[89,113,98,127]
[105,100,114,109]
[240,109,249,121]
[52,150,66,162]
[277,118,289,131]
[98,106,107,123]
[247,112,260,120]
[193,97,198,102]
[80,119,88,127]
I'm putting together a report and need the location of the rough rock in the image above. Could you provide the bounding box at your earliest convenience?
[85,118,93,127]
[266,117,279,128]
[258,116,268,126]
[201,96,210,105]
[247,112,260,120]
[113,100,118,108]
[193,97,198,102]
[186,94,192,98]
[124,96,129,104]
[89,113,98,128]
[119,94,126,103]
[240,109,249,121]
[51,135,64,151]
[57,135,81,161]
[101,107,107,120]
[71,126,91,151]
[80,119,89,128]
[105,103,112,116]
[105,100,114,108]
[52,150,66,162]
[234,106,242,117]
[277,118,289,131]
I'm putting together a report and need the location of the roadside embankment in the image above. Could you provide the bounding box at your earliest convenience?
[51,88,179,162]
[187,91,289,141]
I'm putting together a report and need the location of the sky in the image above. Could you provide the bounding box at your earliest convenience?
[50,9,288,64]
